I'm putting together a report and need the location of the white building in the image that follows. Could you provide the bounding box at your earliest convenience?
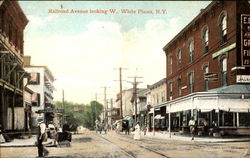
[24,57,55,127]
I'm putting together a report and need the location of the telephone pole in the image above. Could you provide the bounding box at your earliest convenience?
[114,67,127,118]
[62,90,65,126]
[128,76,142,123]
[101,86,109,123]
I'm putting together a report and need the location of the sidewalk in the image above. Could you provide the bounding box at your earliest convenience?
[142,131,250,143]
[0,135,54,147]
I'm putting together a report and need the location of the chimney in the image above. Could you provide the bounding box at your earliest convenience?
[24,56,31,66]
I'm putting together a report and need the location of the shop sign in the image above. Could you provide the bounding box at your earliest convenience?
[241,14,250,67]
[236,75,250,83]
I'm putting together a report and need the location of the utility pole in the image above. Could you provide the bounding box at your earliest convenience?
[62,90,65,126]
[128,75,142,124]
[95,93,97,122]
[114,67,127,118]
[101,86,109,122]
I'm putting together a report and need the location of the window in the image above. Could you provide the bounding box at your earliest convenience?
[161,91,165,102]
[29,72,40,84]
[188,40,194,63]
[176,48,181,69]
[203,27,209,53]
[169,56,173,74]
[220,14,227,43]
[177,78,181,97]
[32,93,40,106]
[156,93,159,104]
[169,82,173,99]
[203,65,209,91]
[220,57,227,86]
[188,72,194,94]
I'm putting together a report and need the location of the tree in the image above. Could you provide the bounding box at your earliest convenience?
[54,100,103,130]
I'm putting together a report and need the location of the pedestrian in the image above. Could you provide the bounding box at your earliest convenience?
[188,117,196,140]
[37,121,49,157]
[133,122,141,140]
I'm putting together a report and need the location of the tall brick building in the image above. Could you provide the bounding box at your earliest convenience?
[0,1,28,132]
[154,1,250,135]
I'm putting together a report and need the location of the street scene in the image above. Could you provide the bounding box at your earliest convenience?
[1,1,250,158]
[1,131,250,158]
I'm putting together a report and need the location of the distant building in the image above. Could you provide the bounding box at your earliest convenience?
[24,56,56,127]
[145,78,167,131]
[0,1,28,132]
[116,88,134,118]
[159,1,250,135]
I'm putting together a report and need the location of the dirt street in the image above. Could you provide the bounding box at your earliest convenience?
[1,131,250,158]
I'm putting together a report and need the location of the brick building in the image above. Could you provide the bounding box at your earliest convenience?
[0,1,28,132]
[154,1,250,135]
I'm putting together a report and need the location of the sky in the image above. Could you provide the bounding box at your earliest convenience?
[19,1,211,106]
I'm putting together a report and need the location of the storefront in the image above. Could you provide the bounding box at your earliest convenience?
[153,85,250,136]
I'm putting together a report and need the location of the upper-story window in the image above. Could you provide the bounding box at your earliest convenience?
[219,12,227,44]
[188,71,194,94]
[29,72,40,85]
[202,27,209,54]
[169,81,173,100]
[176,48,181,69]
[177,78,181,97]
[161,90,165,102]
[169,55,173,75]
[220,57,227,86]
[188,40,194,63]
[203,65,209,91]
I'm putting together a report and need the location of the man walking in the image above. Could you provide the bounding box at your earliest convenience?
[37,121,49,157]
[188,117,196,140]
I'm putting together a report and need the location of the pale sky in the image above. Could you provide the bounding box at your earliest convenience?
[19,1,211,105]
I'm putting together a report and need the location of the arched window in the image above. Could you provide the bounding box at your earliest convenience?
[176,48,181,69]
[203,27,209,53]
[219,13,227,43]
[188,40,194,63]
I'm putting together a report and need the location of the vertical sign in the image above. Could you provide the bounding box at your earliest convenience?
[241,14,250,67]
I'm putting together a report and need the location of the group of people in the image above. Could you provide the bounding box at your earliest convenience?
[95,120,108,134]
[188,117,218,140]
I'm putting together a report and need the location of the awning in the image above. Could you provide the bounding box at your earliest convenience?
[149,108,154,114]
[199,109,213,113]
[154,114,165,119]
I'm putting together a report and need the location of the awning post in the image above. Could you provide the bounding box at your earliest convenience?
[153,107,155,136]
[169,104,171,138]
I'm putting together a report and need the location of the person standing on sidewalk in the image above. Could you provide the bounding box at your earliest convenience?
[188,117,196,140]
[37,121,49,157]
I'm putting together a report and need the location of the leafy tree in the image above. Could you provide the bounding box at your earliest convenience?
[53,100,103,130]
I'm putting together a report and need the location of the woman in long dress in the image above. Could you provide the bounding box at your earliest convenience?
[133,122,141,140]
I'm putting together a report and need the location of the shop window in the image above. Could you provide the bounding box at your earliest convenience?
[202,27,209,54]
[239,113,250,126]
[223,112,233,126]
